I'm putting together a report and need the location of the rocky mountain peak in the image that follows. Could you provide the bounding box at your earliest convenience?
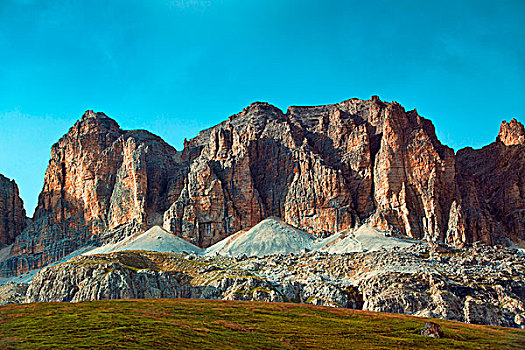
[1,98,523,277]
[497,118,525,146]
[243,101,282,113]
[370,95,382,103]
[0,108,184,276]
[76,110,121,135]
[229,101,285,123]
[48,111,123,165]
[81,110,110,121]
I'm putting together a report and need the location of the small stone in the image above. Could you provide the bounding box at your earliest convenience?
[421,322,444,338]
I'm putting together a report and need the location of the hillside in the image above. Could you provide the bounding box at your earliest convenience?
[1,299,524,349]
[22,244,525,329]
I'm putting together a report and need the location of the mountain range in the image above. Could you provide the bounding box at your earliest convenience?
[0,96,524,277]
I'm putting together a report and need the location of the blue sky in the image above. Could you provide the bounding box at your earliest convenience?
[0,0,524,215]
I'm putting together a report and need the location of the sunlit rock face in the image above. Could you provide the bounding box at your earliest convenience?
[497,118,525,146]
[164,97,459,246]
[0,174,27,247]
[2,111,184,275]
[1,98,524,277]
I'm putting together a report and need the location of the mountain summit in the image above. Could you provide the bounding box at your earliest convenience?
[1,96,524,276]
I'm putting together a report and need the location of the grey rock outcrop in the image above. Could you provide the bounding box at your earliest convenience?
[25,252,284,304]
[0,282,28,304]
[24,244,525,328]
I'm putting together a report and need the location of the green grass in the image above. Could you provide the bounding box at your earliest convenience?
[0,299,524,349]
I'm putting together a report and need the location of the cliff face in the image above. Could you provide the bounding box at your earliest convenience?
[0,174,27,247]
[1,98,523,276]
[164,97,458,246]
[455,119,525,245]
[2,111,184,275]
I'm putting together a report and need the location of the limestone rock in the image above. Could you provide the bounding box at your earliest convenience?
[0,282,28,304]
[421,322,444,338]
[497,118,525,146]
[23,243,525,328]
[456,118,525,245]
[0,174,27,247]
[25,252,283,303]
[1,111,184,276]
[368,103,457,242]
[164,97,460,247]
[3,98,525,277]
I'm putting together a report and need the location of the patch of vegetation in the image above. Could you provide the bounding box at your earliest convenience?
[305,295,317,304]
[0,299,523,349]
[120,264,147,272]
[249,287,271,295]
[67,259,112,266]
